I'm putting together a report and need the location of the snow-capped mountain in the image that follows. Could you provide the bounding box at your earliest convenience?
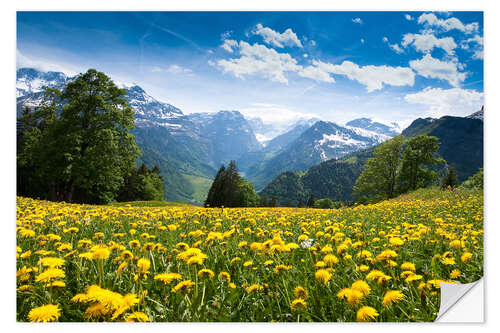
[467,106,484,121]
[345,117,401,137]
[126,85,183,122]
[16,68,71,97]
[245,120,391,190]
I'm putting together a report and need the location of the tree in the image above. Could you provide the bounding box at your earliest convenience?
[204,161,260,207]
[397,135,445,193]
[353,135,404,203]
[306,194,315,207]
[204,165,226,207]
[235,179,260,207]
[314,198,343,209]
[17,69,140,203]
[117,163,165,202]
[270,197,278,207]
[441,164,458,189]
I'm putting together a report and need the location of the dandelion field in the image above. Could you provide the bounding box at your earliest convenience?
[16,188,483,322]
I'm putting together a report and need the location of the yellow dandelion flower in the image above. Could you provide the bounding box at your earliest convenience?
[218,272,231,282]
[382,290,405,307]
[28,304,61,322]
[324,254,339,266]
[290,298,307,310]
[172,280,195,293]
[137,258,151,274]
[405,274,423,283]
[243,260,253,267]
[450,269,461,279]
[198,268,215,279]
[117,262,128,275]
[125,312,150,322]
[400,262,416,272]
[315,269,332,285]
[45,280,66,288]
[356,306,379,322]
[40,257,65,268]
[351,280,371,296]
[35,268,65,283]
[92,247,110,260]
[441,257,456,265]
[294,286,309,300]
[246,284,263,293]
[154,272,182,284]
[461,252,473,263]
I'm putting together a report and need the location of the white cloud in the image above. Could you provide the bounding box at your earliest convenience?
[401,33,457,55]
[461,35,484,60]
[360,38,365,44]
[390,44,404,54]
[166,65,192,74]
[409,54,466,87]
[404,87,483,117]
[310,40,317,46]
[220,30,232,40]
[383,37,404,54]
[310,60,415,92]
[253,23,303,48]
[472,50,484,60]
[152,64,193,75]
[16,50,80,76]
[417,13,479,34]
[298,61,335,83]
[213,41,301,84]
[352,18,363,24]
[303,54,308,58]
[221,39,238,52]
[239,103,318,130]
[405,14,413,21]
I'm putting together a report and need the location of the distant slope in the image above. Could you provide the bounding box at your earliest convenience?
[259,148,373,205]
[261,113,483,205]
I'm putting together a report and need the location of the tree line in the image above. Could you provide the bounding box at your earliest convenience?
[17,69,164,204]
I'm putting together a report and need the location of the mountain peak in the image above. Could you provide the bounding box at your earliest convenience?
[346,117,400,137]
[467,105,484,121]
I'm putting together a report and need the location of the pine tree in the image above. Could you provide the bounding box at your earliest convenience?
[204,165,226,207]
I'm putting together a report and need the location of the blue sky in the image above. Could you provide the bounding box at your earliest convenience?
[17,11,484,129]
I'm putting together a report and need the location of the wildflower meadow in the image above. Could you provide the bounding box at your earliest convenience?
[16,187,483,322]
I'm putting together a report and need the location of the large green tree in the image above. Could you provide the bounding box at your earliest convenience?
[397,135,444,193]
[204,161,260,207]
[353,135,404,203]
[17,69,140,204]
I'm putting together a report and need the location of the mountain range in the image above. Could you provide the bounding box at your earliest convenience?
[260,110,483,205]
[18,67,481,206]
